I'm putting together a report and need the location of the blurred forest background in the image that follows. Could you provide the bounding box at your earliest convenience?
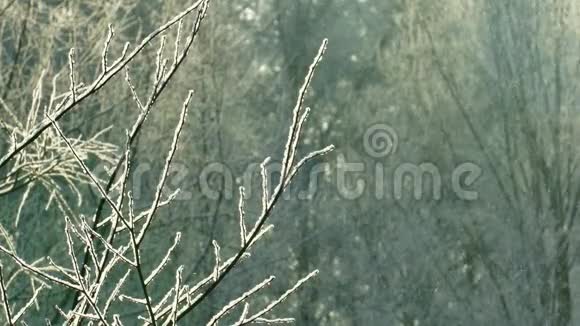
[3,0,580,325]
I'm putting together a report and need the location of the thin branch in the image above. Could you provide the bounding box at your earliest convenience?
[0,264,13,325]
